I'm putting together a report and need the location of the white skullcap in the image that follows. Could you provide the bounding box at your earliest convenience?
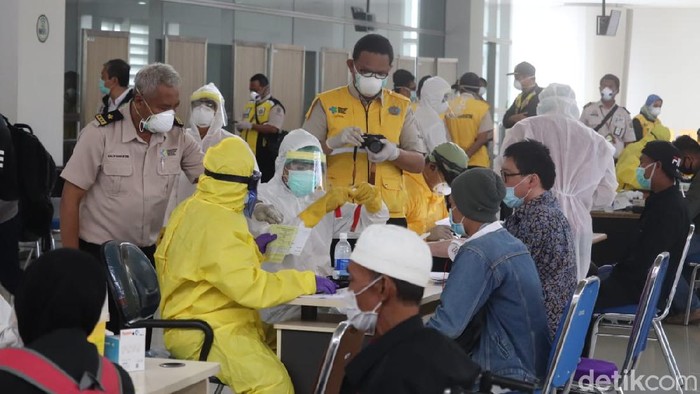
[350,224,432,287]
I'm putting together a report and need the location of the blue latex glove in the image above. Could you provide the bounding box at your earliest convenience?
[315,276,339,294]
[255,233,277,254]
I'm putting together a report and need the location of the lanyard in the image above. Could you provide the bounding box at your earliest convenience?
[515,91,536,113]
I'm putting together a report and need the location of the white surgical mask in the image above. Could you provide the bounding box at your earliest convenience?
[250,91,260,102]
[432,182,451,196]
[141,109,175,133]
[353,66,386,97]
[339,276,383,335]
[436,101,450,115]
[479,86,487,97]
[649,107,662,117]
[514,79,523,91]
[191,106,215,128]
[601,87,615,102]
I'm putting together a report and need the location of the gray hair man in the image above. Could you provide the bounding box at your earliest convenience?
[61,62,203,266]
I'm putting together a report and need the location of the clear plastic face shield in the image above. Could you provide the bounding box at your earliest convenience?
[283,148,327,197]
[190,98,218,128]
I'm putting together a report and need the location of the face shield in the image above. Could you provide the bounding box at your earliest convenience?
[189,83,227,134]
[283,148,327,198]
[190,98,218,128]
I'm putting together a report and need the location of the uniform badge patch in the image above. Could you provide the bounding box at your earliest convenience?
[388,106,401,115]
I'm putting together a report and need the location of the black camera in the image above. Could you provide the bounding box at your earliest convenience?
[360,134,385,153]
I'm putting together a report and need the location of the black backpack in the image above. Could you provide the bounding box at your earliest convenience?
[2,115,57,239]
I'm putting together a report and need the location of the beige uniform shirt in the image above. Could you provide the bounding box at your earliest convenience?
[302,84,427,154]
[61,105,204,246]
[580,101,634,157]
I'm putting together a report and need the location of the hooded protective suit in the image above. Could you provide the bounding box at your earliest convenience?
[415,77,452,152]
[495,83,618,280]
[155,136,316,393]
[249,129,388,322]
[164,83,234,223]
[616,123,671,191]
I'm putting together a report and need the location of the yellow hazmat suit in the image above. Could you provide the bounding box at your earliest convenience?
[155,136,316,393]
[615,124,671,191]
[404,172,448,236]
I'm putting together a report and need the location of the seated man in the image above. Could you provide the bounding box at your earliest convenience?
[502,140,577,337]
[404,142,468,241]
[0,249,134,393]
[249,129,388,322]
[596,141,689,310]
[340,224,480,393]
[427,169,551,383]
[666,135,700,323]
[155,137,337,393]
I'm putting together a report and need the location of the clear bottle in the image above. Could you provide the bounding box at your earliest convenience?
[333,233,352,279]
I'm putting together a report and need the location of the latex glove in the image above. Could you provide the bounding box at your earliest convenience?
[298,187,350,228]
[325,126,363,150]
[253,203,284,224]
[315,276,339,294]
[426,225,453,242]
[367,139,400,163]
[236,121,252,131]
[350,183,382,214]
[255,233,277,254]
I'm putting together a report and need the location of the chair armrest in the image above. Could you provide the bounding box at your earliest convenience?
[478,371,537,393]
[127,319,214,362]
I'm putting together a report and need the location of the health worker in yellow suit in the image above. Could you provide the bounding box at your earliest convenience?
[155,136,337,393]
[616,123,671,191]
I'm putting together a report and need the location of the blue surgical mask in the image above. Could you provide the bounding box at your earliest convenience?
[287,170,316,197]
[98,79,110,95]
[636,163,656,190]
[502,175,531,209]
[449,209,465,236]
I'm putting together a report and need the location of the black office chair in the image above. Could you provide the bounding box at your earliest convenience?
[100,240,226,393]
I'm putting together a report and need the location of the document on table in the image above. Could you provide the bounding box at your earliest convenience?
[265,224,313,263]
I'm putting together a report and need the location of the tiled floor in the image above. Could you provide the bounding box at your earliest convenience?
[589,322,700,393]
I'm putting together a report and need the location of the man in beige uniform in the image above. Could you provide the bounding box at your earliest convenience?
[580,73,634,159]
[302,34,426,229]
[60,63,204,265]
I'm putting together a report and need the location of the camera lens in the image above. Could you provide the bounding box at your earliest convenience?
[368,140,383,153]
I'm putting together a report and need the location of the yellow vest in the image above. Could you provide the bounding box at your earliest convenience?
[634,114,661,139]
[445,95,491,168]
[403,172,448,235]
[241,99,275,155]
[308,86,410,218]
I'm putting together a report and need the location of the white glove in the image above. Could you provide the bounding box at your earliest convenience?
[325,126,363,149]
[236,121,252,131]
[447,238,468,261]
[367,139,400,163]
[426,225,453,242]
[253,203,284,224]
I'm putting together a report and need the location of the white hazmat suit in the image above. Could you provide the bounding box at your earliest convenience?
[249,129,388,322]
[165,83,234,222]
[415,77,452,152]
[495,83,618,280]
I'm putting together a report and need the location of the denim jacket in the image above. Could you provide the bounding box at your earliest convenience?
[427,225,551,382]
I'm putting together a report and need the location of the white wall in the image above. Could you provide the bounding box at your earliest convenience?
[626,8,700,134]
[0,0,65,164]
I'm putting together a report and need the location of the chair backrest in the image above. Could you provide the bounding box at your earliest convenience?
[101,241,160,325]
[659,224,695,319]
[314,321,365,394]
[542,277,600,392]
[621,252,669,374]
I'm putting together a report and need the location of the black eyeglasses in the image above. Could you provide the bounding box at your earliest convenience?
[500,170,523,181]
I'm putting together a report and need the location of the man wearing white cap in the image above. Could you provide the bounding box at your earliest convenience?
[339,224,479,393]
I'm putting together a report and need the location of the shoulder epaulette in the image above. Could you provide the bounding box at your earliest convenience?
[95,110,123,127]
[583,102,594,109]
[620,106,630,114]
[174,116,184,127]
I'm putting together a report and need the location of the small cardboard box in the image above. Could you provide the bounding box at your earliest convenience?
[105,328,146,372]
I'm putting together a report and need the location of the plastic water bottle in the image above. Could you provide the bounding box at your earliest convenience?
[334,233,352,279]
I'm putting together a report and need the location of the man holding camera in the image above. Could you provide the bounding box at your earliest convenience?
[303,34,426,227]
